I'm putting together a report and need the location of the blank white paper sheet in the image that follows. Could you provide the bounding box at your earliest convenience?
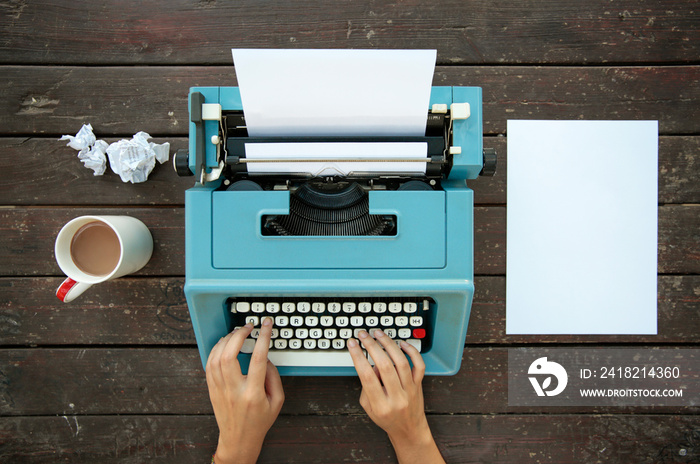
[232,49,436,137]
[506,120,658,335]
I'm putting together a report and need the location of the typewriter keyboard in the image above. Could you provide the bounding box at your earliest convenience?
[227,297,433,367]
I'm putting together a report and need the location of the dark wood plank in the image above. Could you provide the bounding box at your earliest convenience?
[1,1,697,65]
[0,277,195,345]
[0,207,185,277]
[2,136,697,206]
[0,137,192,206]
[2,276,697,346]
[0,414,697,463]
[2,345,697,416]
[1,205,696,277]
[1,66,698,136]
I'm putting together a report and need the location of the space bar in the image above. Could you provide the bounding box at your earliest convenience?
[267,349,362,367]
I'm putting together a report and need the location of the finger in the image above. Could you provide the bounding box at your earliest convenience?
[358,331,402,396]
[205,333,231,388]
[264,360,285,412]
[219,324,254,383]
[247,317,273,386]
[372,329,413,388]
[400,340,426,384]
[347,338,384,399]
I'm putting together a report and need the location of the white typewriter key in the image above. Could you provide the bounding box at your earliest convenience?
[354,328,364,338]
[297,302,311,313]
[266,349,359,367]
[282,302,296,313]
[290,316,304,327]
[373,302,387,313]
[245,316,259,326]
[336,316,349,327]
[310,328,322,339]
[380,316,394,326]
[275,316,289,327]
[324,328,337,339]
[318,339,331,350]
[280,328,294,339]
[388,302,402,313]
[304,339,317,350]
[398,328,411,339]
[320,316,334,327]
[305,315,319,327]
[342,302,356,313]
[339,328,352,339]
[366,316,378,327]
[251,302,265,313]
[295,328,309,339]
[266,302,280,313]
[270,328,279,339]
[410,316,423,327]
[332,339,345,349]
[385,328,397,338]
[328,302,341,313]
[240,339,256,353]
[274,339,288,350]
[406,339,422,352]
[251,328,261,339]
[350,316,364,327]
[312,302,325,313]
[404,302,417,313]
[423,300,430,311]
[369,328,381,337]
[234,302,250,313]
[289,339,302,350]
[395,316,408,327]
[358,302,372,313]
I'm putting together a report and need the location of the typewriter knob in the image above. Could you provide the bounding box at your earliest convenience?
[173,149,193,177]
[480,148,497,177]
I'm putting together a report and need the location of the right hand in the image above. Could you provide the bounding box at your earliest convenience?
[348,329,445,464]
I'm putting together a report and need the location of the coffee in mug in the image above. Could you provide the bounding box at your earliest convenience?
[55,216,153,302]
[70,221,122,276]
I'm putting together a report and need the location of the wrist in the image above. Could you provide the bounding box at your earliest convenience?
[388,419,434,450]
[215,439,262,464]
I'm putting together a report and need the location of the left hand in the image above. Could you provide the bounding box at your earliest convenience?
[205,318,285,464]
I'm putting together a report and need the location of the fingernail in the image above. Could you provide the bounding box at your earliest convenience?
[358,330,368,339]
[262,317,272,327]
[374,329,384,338]
[400,340,409,349]
[244,323,253,329]
[347,338,357,348]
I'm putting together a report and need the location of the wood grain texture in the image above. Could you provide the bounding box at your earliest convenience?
[1,276,697,346]
[1,205,696,277]
[0,207,185,277]
[2,135,697,206]
[1,66,698,136]
[0,414,697,463]
[0,0,697,65]
[2,347,698,417]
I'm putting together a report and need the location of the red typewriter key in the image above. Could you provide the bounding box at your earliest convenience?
[412,328,426,339]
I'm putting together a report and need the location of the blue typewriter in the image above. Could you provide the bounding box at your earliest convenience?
[174,86,495,376]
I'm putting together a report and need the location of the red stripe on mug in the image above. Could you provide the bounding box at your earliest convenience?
[56,278,78,302]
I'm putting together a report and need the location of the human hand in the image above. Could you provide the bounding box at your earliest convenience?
[348,329,445,464]
[206,318,285,464]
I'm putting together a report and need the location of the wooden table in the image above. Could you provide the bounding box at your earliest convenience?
[1,1,698,462]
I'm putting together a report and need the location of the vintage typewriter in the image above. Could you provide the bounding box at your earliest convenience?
[174,86,495,375]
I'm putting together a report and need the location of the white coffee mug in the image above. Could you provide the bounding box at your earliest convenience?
[55,215,153,303]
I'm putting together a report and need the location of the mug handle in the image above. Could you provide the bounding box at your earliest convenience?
[56,278,93,303]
